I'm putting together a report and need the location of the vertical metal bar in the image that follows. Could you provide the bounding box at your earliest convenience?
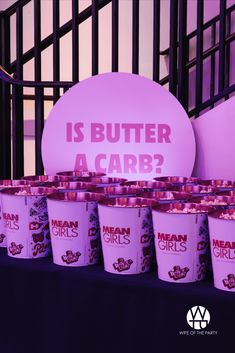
[13,6,24,178]
[0,12,3,177]
[72,0,79,82]
[16,7,23,80]
[12,86,24,178]
[225,11,231,100]
[153,0,160,82]
[35,87,44,175]
[34,0,41,82]
[178,0,188,110]
[92,0,99,76]
[210,22,216,109]
[195,0,204,117]
[112,0,119,72]
[132,0,139,74]
[0,12,2,138]
[53,0,60,103]
[218,0,226,93]
[34,0,44,174]
[0,13,11,179]
[169,0,178,96]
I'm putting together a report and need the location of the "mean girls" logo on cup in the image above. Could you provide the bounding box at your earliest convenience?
[102,225,131,245]
[157,232,187,252]
[212,239,235,260]
[3,212,19,230]
[50,219,79,238]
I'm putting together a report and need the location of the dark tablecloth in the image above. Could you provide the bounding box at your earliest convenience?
[0,248,234,353]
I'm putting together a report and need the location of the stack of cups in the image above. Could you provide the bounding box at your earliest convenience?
[152,203,214,283]
[0,186,55,258]
[98,197,157,274]
[47,192,104,266]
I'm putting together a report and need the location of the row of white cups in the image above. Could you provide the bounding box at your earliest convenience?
[0,173,235,292]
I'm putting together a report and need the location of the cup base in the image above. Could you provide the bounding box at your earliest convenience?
[53,260,98,267]
[104,268,150,275]
[158,275,205,284]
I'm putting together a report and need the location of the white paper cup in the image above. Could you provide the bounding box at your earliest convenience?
[1,186,55,258]
[98,197,157,275]
[208,209,235,292]
[47,192,104,267]
[152,203,213,283]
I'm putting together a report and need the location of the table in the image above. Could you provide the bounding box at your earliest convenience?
[0,248,234,353]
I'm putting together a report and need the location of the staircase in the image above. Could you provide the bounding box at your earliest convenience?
[0,0,235,179]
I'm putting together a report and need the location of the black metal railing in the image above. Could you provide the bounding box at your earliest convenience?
[0,0,235,180]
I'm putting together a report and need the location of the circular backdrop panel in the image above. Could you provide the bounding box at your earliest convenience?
[42,73,196,180]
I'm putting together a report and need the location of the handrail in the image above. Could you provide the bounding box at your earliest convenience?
[9,0,112,73]
[160,3,235,55]
[188,83,235,117]
[159,32,235,86]
[0,66,73,88]
[3,0,31,16]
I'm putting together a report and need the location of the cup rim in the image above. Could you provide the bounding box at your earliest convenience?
[0,186,56,196]
[92,186,140,195]
[169,184,215,193]
[47,191,105,202]
[57,181,95,190]
[199,179,235,188]
[152,202,214,214]
[56,170,106,177]
[120,180,169,188]
[154,176,200,184]
[139,190,191,201]
[191,195,235,205]
[0,180,29,188]
[98,197,158,208]
[77,177,128,184]
[208,208,235,220]
[22,175,62,182]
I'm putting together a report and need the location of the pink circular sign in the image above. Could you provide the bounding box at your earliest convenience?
[42,73,195,179]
